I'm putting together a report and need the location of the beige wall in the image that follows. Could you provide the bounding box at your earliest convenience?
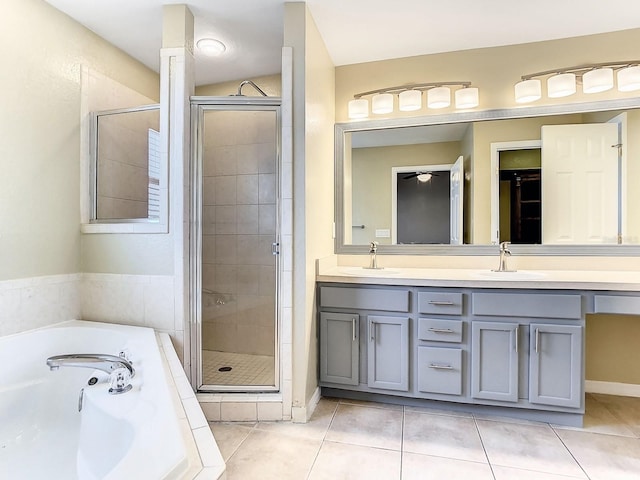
[0,0,159,281]
[586,314,640,385]
[351,142,462,244]
[335,28,640,122]
[285,2,336,417]
[303,5,335,406]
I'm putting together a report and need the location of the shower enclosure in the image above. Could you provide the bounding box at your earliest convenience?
[190,97,281,392]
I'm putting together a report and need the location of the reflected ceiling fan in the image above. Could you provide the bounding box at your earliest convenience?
[402,171,441,183]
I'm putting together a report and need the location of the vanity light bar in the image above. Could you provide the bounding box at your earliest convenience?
[515,61,640,103]
[348,82,479,119]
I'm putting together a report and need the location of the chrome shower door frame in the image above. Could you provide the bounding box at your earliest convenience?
[189,96,282,393]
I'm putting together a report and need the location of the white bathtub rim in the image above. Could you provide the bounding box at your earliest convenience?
[157,332,226,479]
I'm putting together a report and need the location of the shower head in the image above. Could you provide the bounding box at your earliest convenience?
[231,80,268,97]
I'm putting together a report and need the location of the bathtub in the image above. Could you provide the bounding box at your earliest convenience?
[0,320,224,479]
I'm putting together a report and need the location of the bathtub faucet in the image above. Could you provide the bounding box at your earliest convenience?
[46,354,135,394]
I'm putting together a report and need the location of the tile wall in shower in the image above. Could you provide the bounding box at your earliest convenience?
[201,110,277,357]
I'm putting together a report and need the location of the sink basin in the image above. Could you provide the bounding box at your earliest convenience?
[337,267,402,276]
[474,270,546,280]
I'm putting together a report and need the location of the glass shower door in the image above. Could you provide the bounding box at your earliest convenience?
[193,102,280,392]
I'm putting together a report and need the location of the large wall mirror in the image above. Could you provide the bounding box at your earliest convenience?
[335,97,640,255]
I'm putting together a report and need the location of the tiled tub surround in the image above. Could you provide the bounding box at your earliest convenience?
[0,273,81,337]
[80,273,185,361]
[0,272,185,361]
[0,320,224,479]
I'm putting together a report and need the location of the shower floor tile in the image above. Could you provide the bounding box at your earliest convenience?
[202,350,275,386]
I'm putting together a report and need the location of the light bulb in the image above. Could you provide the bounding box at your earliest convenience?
[514,79,541,103]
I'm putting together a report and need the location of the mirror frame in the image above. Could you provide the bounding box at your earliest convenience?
[335,97,640,256]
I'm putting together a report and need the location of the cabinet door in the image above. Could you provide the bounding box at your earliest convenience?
[368,316,409,391]
[471,321,519,402]
[320,312,359,386]
[529,323,582,408]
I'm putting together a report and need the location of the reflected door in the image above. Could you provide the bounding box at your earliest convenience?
[449,156,464,245]
[542,124,618,244]
[195,105,280,392]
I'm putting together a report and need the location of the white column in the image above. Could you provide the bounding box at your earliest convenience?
[160,5,195,372]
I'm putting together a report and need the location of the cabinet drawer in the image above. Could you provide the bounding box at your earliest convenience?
[418,292,463,315]
[418,318,463,343]
[320,286,410,312]
[594,295,640,315]
[417,346,462,395]
[472,293,581,319]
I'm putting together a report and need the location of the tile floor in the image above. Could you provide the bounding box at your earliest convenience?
[209,393,640,479]
[202,350,275,386]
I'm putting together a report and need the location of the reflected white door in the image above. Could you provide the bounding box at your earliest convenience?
[541,124,618,244]
[450,156,464,245]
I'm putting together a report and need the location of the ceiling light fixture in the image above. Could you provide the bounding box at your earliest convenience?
[347,81,479,119]
[515,60,640,103]
[196,38,226,56]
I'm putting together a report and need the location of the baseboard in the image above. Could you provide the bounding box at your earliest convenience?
[586,380,640,397]
[291,387,322,423]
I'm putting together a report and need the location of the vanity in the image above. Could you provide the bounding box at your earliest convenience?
[320,95,640,426]
[316,265,640,426]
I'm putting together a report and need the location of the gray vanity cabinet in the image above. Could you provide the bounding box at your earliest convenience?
[318,283,587,425]
[529,323,582,408]
[471,321,520,402]
[368,315,410,391]
[319,312,359,386]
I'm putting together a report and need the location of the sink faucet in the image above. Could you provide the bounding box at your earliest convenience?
[46,353,135,394]
[367,241,380,269]
[493,241,516,272]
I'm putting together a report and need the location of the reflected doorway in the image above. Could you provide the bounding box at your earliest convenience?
[498,149,542,244]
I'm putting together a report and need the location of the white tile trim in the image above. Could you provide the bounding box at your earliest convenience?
[159,332,225,479]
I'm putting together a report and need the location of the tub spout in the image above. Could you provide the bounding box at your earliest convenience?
[46,353,135,378]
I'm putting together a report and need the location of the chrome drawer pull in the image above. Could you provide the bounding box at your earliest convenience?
[427,327,454,333]
[428,300,454,306]
[428,363,454,370]
[352,318,357,341]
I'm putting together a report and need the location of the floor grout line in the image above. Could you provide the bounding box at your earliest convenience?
[399,406,405,480]
[306,400,340,480]
[472,414,497,480]
[549,424,592,480]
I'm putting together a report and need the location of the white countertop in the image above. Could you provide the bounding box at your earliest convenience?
[316,264,640,291]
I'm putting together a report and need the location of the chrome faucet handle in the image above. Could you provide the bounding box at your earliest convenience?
[369,241,378,253]
[499,241,512,254]
[109,368,133,395]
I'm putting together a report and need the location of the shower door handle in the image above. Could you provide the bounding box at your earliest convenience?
[272,242,280,255]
